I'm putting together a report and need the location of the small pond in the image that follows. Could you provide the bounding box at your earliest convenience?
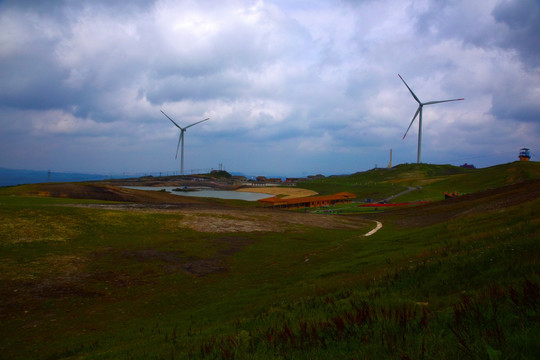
[122,186,271,201]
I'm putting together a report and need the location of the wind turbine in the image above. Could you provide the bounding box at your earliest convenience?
[161,110,209,175]
[399,74,464,164]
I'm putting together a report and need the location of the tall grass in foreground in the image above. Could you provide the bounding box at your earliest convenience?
[180,277,539,359]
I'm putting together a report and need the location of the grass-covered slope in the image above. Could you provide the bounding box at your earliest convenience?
[0,165,539,359]
[300,161,540,202]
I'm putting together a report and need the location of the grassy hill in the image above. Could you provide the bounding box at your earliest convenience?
[300,161,540,202]
[0,162,539,359]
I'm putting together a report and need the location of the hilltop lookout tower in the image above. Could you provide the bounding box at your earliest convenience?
[519,148,530,161]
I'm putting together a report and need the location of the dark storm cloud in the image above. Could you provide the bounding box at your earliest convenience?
[0,4,67,110]
[492,0,540,67]
[413,0,540,69]
[491,84,540,123]
[0,0,149,120]
[2,0,155,16]
[488,0,540,124]
[0,55,70,110]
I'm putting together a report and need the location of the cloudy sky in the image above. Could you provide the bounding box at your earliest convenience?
[1,0,539,176]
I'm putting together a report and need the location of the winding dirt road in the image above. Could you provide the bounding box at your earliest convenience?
[363,220,382,236]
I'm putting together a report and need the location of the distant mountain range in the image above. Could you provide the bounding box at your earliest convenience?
[0,168,118,187]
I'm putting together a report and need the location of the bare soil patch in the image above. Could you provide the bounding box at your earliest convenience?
[236,187,318,199]
[67,203,369,233]
[9,183,202,204]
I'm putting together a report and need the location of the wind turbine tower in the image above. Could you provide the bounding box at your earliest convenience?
[398,74,464,164]
[161,110,209,175]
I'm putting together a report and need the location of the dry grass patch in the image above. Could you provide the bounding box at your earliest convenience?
[0,211,80,244]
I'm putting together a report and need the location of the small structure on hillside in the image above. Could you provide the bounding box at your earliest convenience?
[231,175,247,182]
[285,177,305,183]
[519,148,531,161]
[444,191,460,199]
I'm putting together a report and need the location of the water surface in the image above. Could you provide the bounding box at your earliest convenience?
[123,186,271,201]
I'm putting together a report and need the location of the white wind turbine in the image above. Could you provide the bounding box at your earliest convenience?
[399,74,464,164]
[161,110,209,175]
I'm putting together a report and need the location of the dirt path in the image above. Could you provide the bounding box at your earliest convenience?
[381,186,417,203]
[363,220,382,236]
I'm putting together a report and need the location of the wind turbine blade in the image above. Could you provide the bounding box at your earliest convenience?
[423,98,464,105]
[184,118,210,130]
[161,110,183,129]
[403,106,421,139]
[175,132,182,160]
[398,74,421,104]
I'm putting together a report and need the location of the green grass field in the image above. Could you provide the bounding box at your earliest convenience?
[300,161,540,203]
[1,162,539,359]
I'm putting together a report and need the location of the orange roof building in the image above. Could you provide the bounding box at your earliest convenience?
[258,192,356,209]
